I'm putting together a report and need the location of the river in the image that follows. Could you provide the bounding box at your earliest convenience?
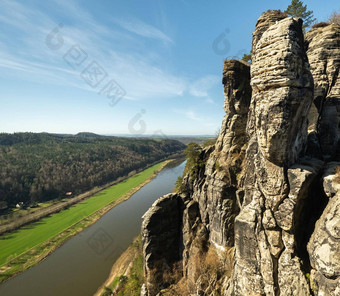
[0,159,186,296]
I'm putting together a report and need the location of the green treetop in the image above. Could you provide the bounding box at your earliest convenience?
[285,0,316,31]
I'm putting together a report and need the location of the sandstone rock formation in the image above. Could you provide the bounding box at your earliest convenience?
[306,24,340,159]
[307,163,340,296]
[141,11,340,296]
[251,10,287,53]
[142,194,182,294]
[142,58,251,296]
[233,16,314,296]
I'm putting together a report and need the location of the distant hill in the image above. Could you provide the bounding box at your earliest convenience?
[172,136,216,146]
[75,132,103,138]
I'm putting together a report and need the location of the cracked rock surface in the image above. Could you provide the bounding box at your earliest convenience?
[141,11,340,296]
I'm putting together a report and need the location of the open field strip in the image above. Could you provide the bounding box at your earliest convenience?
[0,160,171,283]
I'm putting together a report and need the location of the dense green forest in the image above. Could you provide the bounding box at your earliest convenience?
[0,133,185,211]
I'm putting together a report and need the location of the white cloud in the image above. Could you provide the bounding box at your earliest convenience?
[113,17,173,45]
[186,111,201,121]
[205,97,217,105]
[0,0,54,34]
[104,51,186,99]
[0,0,187,101]
[174,109,202,121]
[189,75,220,97]
[173,109,220,130]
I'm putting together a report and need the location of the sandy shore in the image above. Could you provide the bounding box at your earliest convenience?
[93,237,140,296]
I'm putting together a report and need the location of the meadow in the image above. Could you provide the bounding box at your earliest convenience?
[0,162,164,270]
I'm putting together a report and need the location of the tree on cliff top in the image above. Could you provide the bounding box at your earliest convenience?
[184,142,204,177]
[241,53,252,63]
[285,0,316,31]
[329,10,340,25]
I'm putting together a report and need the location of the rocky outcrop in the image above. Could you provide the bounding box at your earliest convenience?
[142,194,182,294]
[142,59,251,296]
[307,163,340,295]
[233,17,315,296]
[200,59,251,247]
[306,24,340,159]
[141,11,340,296]
[182,59,251,293]
[252,10,287,53]
[304,25,340,295]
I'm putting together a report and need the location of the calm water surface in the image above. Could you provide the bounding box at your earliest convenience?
[0,160,185,296]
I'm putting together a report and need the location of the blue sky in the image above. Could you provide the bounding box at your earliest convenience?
[0,0,339,136]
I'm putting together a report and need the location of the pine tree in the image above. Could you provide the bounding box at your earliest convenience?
[285,0,316,31]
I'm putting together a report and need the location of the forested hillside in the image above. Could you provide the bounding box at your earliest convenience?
[0,133,185,211]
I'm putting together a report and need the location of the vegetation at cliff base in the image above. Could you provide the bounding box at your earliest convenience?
[114,255,144,296]
[101,237,144,296]
[0,133,185,212]
[285,0,316,30]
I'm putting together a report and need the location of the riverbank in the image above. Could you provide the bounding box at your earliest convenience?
[93,236,143,296]
[0,154,184,235]
[0,160,172,284]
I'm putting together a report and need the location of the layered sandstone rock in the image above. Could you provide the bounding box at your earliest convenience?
[233,17,314,296]
[200,59,251,247]
[306,24,340,159]
[142,59,251,296]
[252,10,287,53]
[142,194,182,295]
[141,11,340,296]
[305,25,340,294]
[307,163,340,296]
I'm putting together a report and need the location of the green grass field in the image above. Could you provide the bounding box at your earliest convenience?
[0,162,164,267]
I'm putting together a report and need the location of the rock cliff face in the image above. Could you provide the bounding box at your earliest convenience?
[251,10,287,53]
[307,163,340,296]
[142,194,183,295]
[141,58,251,296]
[233,16,314,296]
[306,24,340,159]
[141,11,340,296]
